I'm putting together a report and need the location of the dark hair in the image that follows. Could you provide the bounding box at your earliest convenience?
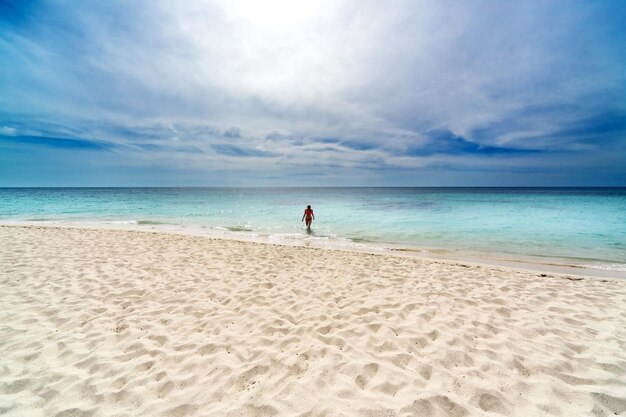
[307,205,311,209]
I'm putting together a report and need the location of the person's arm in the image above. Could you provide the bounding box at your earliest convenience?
[312,211,315,220]
[301,212,305,222]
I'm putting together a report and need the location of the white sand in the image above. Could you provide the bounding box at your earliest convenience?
[1,225,625,417]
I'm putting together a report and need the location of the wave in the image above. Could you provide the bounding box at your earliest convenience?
[137,220,168,225]
[583,263,626,272]
[349,237,375,243]
[226,226,253,232]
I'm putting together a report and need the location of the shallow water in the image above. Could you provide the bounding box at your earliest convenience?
[1,187,625,271]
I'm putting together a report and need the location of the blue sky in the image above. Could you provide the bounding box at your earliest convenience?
[1,0,625,186]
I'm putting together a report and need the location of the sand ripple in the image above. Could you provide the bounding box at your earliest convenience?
[1,226,625,416]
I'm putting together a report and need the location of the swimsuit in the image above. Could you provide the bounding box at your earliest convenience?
[304,209,313,225]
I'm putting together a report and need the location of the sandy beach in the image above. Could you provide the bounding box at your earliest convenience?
[1,225,625,417]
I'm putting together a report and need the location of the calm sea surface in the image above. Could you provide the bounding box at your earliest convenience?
[1,187,625,271]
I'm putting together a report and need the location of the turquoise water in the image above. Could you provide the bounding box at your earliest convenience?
[1,187,625,270]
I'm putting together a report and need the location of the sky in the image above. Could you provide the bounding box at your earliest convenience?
[1,0,625,186]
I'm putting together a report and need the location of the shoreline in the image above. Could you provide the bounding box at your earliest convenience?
[1,222,624,280]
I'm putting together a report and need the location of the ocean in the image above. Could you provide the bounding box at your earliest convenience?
[1,187,625,272]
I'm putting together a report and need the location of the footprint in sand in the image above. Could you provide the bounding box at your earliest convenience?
[355,363,379,390]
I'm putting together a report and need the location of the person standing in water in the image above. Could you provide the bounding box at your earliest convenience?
[302,205,315,231]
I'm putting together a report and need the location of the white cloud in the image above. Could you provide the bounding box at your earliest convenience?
[0,0,624,184]
[0,126,17,136]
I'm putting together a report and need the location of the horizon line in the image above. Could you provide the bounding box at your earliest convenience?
[2,186,625,189]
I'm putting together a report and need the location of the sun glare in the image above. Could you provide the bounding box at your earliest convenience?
[221,0,329,30]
